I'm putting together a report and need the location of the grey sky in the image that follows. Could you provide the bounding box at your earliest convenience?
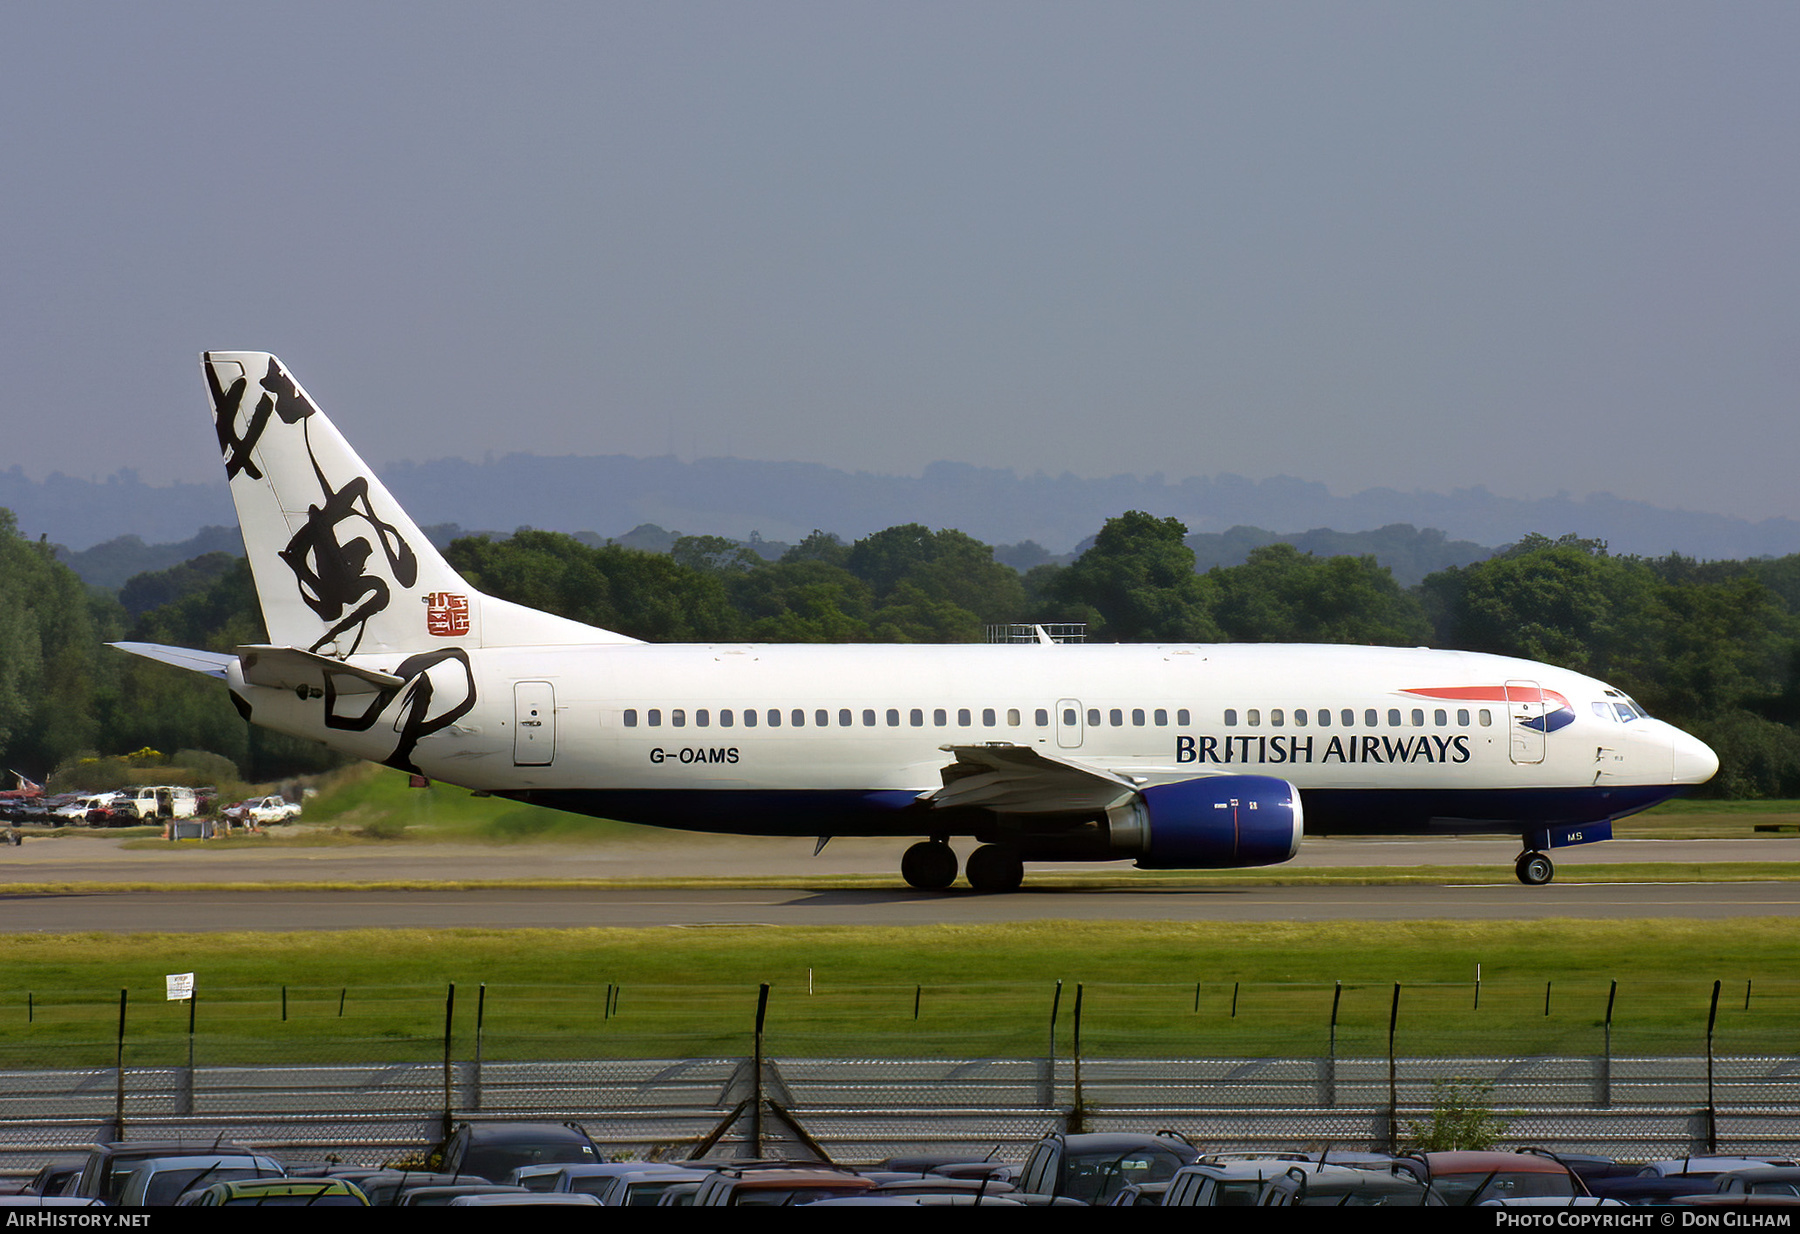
[5,2,1797,524]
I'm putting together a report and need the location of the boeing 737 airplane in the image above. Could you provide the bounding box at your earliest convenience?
[113,353,1719,891]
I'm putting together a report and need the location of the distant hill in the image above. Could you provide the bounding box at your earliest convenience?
[13,452,1800,568]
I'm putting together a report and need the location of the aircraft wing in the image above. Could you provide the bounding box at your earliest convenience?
[925,744,1145,815]
[108,642,237,680]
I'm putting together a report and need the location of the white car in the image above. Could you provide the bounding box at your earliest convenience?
[234,796,302,825]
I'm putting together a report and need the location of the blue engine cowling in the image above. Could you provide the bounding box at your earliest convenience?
[1107,774,1303,870]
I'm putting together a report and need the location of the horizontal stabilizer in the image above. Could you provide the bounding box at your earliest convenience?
[108,642,236,680]
[236,645,405,695]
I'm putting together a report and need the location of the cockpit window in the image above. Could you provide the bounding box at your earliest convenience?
[1603,689,1647,722]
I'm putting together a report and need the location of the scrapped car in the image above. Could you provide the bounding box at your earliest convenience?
[72,1140,259,1203]
[113,786,198,822]
[52,794,118,826]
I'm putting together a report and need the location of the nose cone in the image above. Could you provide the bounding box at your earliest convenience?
[1671,727,1720,786]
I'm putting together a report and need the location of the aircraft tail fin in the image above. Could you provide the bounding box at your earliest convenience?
[201,352,634,655]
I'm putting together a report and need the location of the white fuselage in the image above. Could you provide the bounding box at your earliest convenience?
[232,640,1715,840]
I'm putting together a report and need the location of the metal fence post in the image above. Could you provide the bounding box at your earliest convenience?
[442,982,456,1142]
[112,988,127,1141]
[180,990,196,1117]
[1326,981,1342,1108]
[1042,981,1062,1108]
[752,983,770,1157]
[1601,981,1616,1107]
[1384,982,1401,1152]
[1706,979,1721,1153]
[1069,984,1085,1133]
[473,983,485,1113]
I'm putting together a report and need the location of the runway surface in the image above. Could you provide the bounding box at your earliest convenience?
[1,832,1796,931]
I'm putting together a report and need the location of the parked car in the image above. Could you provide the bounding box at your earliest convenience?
[1260,1163,1443,1206]
[1016,1131,1200,1205]
[691,1163,876,1206]
[176,1178,368,1206]
[431,1121,603,1183]
[1397,1150,1585,1205]
[589,1167,712,1207]
[1711,1167,1800,1197]
[1165,1158,1331,1207]
[72,1140,259,1203]
[115,1153,283,1207]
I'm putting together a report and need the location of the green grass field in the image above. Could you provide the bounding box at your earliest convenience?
[0,920,1793,1068]
[6,766,1798,1067]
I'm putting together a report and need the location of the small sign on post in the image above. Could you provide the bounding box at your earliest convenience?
[166,972,194,1002]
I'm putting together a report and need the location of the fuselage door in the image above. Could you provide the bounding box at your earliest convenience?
[1056,698,1084,749]
[514,681,556,766]
[1506,679,1546,765]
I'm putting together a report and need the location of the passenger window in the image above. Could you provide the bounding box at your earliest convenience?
[1132,709,1145,726]
[1247,709,1261,727]
[647,709,661,726]
[767,709,781,727]
[1364,709,1378,726]
[695,709,709,727]
[1154,709,1167,725]
[1224,709,1238,726]
[933,708,947,726]
[624,709,638,727]
[1457,708,1470,726]
[983,708,997,726]
[1410,709,1423,727]
[1315,709,1327,727]
[1036,709,1050,726]
[1344,709,1356,726]
[1110,708,1123,727]
[1063,708,1077,726]
[816,710,829,727]
[910,708,924,726]
[1387,709,1401,726]
[958,708,972,725]
[1435,709,1447,726]
[1007,709,1021,726]
[744,709,757,727]
[672,709,686,728]
[1177,709,1190,725]
[862,709,876,726]
[791,709,805,727]
[720,710,734,727]
[1270,709,1284,726]
[1479,709,1493,726]
[840,709,853,727]
[1087,709,1100,727]
[887,709,900,727]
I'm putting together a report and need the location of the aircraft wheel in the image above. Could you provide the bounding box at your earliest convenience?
[965,844,1024,894]
[1516,851,1554,886]
[900,840,958,891]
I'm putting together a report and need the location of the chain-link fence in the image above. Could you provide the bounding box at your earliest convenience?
[2,978,1796,1170]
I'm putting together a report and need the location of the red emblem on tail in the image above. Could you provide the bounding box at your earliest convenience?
[424,592,470,637]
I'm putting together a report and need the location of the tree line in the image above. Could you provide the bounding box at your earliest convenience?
[3,507,1797,797]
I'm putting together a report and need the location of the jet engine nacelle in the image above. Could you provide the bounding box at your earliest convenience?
[1107,774,1303,870]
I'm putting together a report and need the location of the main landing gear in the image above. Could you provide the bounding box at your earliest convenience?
[899,840,1025,893]
[1515,850,1555,886]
